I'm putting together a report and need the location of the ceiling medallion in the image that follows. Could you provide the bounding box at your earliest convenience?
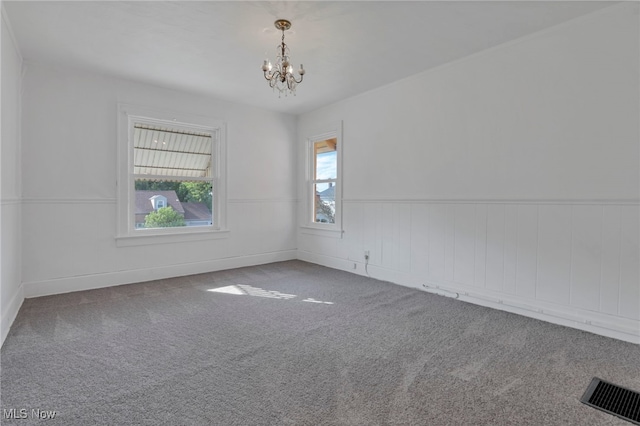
[261,19,305,97]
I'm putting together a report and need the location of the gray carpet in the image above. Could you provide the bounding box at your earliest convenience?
[1,260,638,425]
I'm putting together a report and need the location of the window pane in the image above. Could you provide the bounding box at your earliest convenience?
[314,138,337,180]
[134,179,213,229]
[314,182,335,224]
[133,124,213,178]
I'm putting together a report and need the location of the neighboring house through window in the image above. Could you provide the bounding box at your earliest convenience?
[150,195,166,210]
[117,104,227,243]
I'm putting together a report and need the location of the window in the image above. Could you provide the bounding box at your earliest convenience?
[117,104,227,244]
[312,138,337,224]
[305,122,342,236]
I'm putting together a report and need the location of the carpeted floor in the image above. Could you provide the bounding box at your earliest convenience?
[1,260,638,425]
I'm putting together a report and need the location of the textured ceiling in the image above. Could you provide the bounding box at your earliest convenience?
[4,1,615,115]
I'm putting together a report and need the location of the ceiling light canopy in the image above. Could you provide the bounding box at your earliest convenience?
[261,19,305,97]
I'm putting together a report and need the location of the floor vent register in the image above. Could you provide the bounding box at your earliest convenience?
[581,377,640,425]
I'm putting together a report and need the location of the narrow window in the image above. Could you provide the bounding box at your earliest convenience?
[312,138,338,224]
[304,122,342,236]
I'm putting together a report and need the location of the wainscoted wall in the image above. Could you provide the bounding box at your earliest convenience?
[0,199,22,343]
[297,4,639,343]
[299,200,639,342]
[21,198,297,297]
[227,199,298,258]
[1,6,24,344]
[18,63,298,299]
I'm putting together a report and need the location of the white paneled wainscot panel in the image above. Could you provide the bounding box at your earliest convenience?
[21,198,297,297]
[299,200,640,343]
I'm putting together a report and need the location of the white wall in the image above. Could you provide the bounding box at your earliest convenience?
[1,5,24,344]
[20,62,298,297]
[297,4,640,343]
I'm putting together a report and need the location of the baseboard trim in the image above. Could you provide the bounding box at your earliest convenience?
[1,283,24,348]
[23,250,297,298]
[297,250,640,345]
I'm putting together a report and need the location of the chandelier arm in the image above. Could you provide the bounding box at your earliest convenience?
[267,70,287,90]
[285,75,302,89]
[265,70,285,82]
[285,74,303,91]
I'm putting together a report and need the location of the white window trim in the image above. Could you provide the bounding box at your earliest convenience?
[301,121,343,238]
[116,103,228,246]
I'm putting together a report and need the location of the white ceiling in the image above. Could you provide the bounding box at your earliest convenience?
[4,1,615,115]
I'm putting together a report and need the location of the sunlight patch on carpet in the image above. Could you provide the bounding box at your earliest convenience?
[302,298,334,305]
[208,285,333,305]
[208,285,246,295]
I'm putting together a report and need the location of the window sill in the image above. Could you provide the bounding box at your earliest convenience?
[299,225,344,239]
[116,228,230,247]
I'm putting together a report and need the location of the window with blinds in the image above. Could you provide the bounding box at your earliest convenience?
[117,104,227,243]
[131,123,216,230]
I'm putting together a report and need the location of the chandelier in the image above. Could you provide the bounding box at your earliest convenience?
[261,19,305,97]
